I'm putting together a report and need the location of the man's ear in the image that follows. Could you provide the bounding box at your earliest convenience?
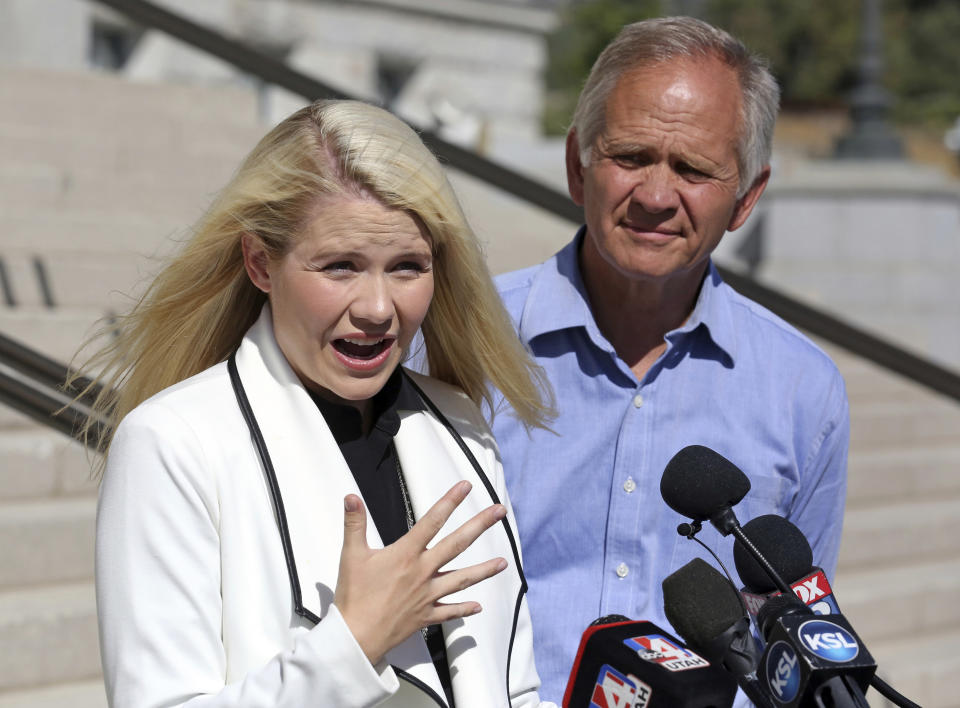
[241,233,272,293]
[565,130,587,207]
[728,166,771,232]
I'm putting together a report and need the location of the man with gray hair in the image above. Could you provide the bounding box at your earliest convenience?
[490,16,849,702]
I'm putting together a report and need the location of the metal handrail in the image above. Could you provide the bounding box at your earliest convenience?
[0,331,101,407]
[0,332,106,448]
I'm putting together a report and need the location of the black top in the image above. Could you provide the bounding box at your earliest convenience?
[311,368,456,707]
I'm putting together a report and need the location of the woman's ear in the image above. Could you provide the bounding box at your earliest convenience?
[241,233,273,293]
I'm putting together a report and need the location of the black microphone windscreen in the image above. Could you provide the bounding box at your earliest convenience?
[662,558,744,649]
[734,515,813,593]
[660,445,751,520]
[589,614,631,627]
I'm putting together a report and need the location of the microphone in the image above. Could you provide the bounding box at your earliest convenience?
[662,558,774,708]
[735,515,840,618]
[562,614,738,707]
[756,593,876,707]
[660,445,793,595]
[730,515,878,706]
[660,445,750,535]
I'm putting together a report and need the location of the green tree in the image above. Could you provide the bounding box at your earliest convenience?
[543,0,960,133]
[543,0,665,134]
[885,0,960,126]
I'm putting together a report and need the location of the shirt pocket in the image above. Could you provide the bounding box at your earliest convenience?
[738,472,789,524]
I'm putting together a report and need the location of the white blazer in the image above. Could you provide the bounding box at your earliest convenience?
[96,307,553,708]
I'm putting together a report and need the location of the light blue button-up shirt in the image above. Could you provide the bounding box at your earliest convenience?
[490,232,849,703]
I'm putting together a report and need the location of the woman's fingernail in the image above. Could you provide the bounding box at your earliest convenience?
[493,505,506,520]
[471,604,483,615]
[496,558,508,572]
[344,495,359,512]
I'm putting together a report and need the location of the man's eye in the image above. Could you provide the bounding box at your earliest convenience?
[677,163,710,179]
[612,154,647,168]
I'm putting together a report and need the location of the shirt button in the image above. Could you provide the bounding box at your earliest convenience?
[616,563,629,578]
[623,477,636,493]
[633,394,644,408]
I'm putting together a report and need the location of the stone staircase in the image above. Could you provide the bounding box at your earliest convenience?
[0,67,266,707]
[1,67,958,707]
[827,345,960,708]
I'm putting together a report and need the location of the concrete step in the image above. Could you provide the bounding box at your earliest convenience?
[0,679,105,708]
[0,117,262,168]
[0,497,96,588]
[821,339,960,404]
[0,428,95,501]
[0,403,38,433]
[0,67,261,137]
[0,251,151,311]
[838,498,960,569]
[0,159,246,219]
[865,627,960,708]
[846,444,960,505]
[848,398,960,451]
[447,169,575,275]
[0,582,100,692]
[1,201,194,253]
[834,556,960,641]
[841,364,946,405]
[0,306,107,364]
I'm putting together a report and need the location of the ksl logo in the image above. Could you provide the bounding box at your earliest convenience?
[590,665,652,708]
[791,571,828,604]
[623,635,710,672]
[765,641,801,703]
[798,620,859,663]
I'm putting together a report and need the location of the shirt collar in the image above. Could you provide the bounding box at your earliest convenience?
[310,366,427,443]
[519,227,614,353]
[665,260,739,362]
[519,228,738,362]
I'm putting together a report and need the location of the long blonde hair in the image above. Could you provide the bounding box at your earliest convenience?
[73,100,553,472]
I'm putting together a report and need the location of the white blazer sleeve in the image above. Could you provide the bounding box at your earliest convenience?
[96,400,399,708]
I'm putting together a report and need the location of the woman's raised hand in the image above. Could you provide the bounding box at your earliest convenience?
[333,480,508,665]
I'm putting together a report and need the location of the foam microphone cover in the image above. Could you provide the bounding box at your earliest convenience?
[660,445,751,520]
[662,558,744,650]
[734,515,813,593]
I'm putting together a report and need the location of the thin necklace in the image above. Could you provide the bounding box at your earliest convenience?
[395,453,428,639]
[395,454,416,532]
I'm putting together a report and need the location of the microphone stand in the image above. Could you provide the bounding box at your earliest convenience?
[721,511,920,708]
[709,508,794,595]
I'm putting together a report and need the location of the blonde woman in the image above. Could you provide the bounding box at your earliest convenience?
[81,100,555,708]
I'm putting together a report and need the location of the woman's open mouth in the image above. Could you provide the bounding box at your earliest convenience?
[332,337,395,370]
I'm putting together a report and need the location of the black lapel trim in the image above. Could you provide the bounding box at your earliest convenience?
[396,668,447,708]
[403,370,527,704]
[227,352,320,625]
[403,371,527,590]
[507,588,524,705]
